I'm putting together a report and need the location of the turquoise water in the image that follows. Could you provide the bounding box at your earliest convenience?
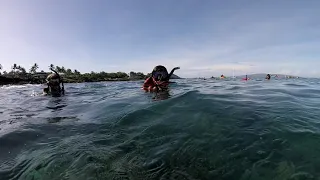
[1,79,320,180]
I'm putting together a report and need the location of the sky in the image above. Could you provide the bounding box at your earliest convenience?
[0,0,319,78]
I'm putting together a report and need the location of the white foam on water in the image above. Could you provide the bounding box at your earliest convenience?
[0,84,42,89]
[0,85,28,89]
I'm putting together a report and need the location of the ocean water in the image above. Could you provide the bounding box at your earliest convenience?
[1,78,320,180]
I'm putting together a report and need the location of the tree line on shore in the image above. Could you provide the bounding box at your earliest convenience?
[0,63,150,84]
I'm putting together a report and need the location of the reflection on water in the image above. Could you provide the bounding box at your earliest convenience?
[1,79,320,179]
[46,97,68,111]
[152,90,171,101]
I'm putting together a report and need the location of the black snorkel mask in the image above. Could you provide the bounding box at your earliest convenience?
[152,71,168,81]
[46,78,60,87]
[152,65,169,81]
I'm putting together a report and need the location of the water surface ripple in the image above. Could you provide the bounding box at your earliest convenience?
[1,79,320,180]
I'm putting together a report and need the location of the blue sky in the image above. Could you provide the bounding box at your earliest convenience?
[0,0,319,77]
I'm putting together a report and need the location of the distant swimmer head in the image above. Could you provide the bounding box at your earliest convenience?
[266,74,271,80]
[152,65,169,81]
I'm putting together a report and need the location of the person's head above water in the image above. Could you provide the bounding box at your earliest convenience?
[151,65,180,81]
[46,73,60,84]
[143,65,180,92]
[152,65,169,81]
[44,68,65,96]
[266,74,271,80]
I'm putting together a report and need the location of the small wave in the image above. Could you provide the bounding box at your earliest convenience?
[297,88,320,95]
[0,84,42,89]
[1,79,320,179]
[1,85,28,89]
[284,83,308,87]
[226,86,242,90]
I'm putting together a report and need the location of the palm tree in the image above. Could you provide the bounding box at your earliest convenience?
[29,67,34,73]
[15,65,21,76]
[61,66,66,73]
[33,63,39,72]
[55,66,61,73]
[13,65,26,78]
[20,67,26,74]
[66,68,72,75]
[49,64,55,70]
[11,64,17,77]
[74,69,80,75]
[30,63,39,74]
[12,64,17,71]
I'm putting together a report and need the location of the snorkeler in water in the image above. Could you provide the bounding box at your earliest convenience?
[266,74,271,80]
[43,68,65,96]
[242,75,249,81]
[143,65,180,92]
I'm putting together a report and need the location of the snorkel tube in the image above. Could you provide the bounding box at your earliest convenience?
[156,66,180,90]
[168,67,180,80]
[150,66,180,81]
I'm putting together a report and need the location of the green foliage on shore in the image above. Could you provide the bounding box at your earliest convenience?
[0,63,149,84]
[63,71,132,83]
[0,63,180,85]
